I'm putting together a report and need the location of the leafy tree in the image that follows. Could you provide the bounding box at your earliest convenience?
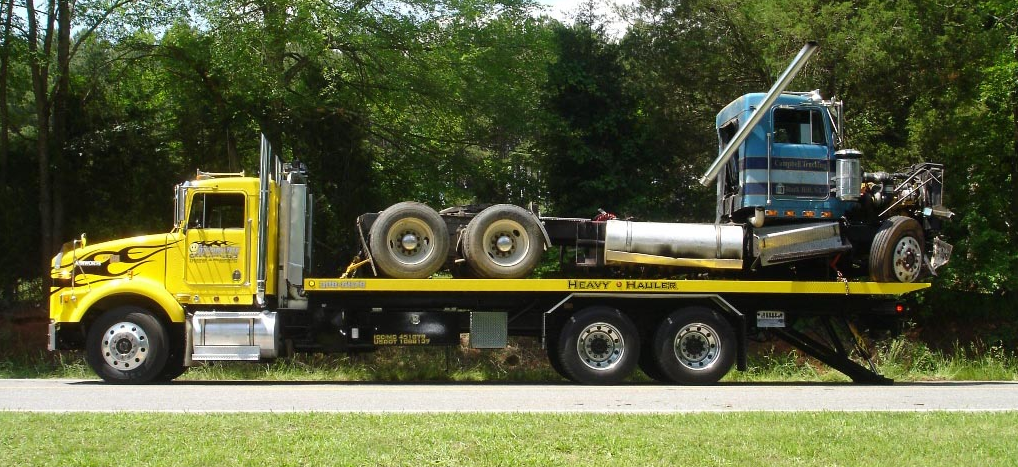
[538,13,660,219]
[11,0,166,276]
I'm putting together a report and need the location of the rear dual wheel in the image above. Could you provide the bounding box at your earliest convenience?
[462,204,544,279]
[554,307,640,385]
[369,202,450,279]
[650,307,736,385]
[550,306,736,385]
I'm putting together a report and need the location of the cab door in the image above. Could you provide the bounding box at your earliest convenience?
[768,107,832,200]
[182,191,253,301]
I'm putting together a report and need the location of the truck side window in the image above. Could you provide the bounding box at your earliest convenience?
[717,121,740,195]
[773,108,826,145]
[189,193,246,229]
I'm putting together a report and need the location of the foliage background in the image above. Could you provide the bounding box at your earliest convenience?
[1,0,1016,331]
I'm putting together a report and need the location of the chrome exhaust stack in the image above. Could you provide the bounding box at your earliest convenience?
[700,42,819,186]
[256,134,272,307]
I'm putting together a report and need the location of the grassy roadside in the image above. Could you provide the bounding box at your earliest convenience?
[1,336,1016,382]
[1,412,1016,466]
[3,305,1017,382]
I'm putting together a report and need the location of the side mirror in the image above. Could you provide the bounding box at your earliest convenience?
[174,183,190,231]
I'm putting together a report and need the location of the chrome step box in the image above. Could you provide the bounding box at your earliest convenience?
[190,311,280,362]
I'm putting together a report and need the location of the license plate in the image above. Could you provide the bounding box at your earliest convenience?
[756,311,785,328]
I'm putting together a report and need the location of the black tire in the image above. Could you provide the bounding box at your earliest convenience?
[153,324,187,382]
[156,357,188,382]
[368,202,450,278]
[544,329,572,381]
[557,306,639,385]
[85,306,170,384]
[869,216,925,283]
[639,333,670,383]
[654,307,735,385]
[462,204,544,279]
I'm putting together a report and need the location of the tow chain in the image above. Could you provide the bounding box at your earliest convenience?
[829,254,850,295]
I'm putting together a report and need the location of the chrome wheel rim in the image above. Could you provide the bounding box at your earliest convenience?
[892,236,922,282]
[674,323,720,371]
[481,219,530,267]
[576,322,625,370]
[386,218,436,266]
[101,321,149,369]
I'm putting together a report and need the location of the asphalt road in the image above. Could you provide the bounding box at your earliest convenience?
[2,379,1017,413]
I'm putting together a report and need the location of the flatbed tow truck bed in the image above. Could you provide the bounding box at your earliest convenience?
[301,278,929,384]
[304,278,927,294]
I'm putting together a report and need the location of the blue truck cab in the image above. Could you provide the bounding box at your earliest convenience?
[715,91,858,224]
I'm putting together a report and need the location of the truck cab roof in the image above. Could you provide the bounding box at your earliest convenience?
[185,175,261,192]
[716,92,820,129]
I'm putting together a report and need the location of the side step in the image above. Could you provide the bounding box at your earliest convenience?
[188,311,281,362]
[192,345,261,361]
[753,222,852,266]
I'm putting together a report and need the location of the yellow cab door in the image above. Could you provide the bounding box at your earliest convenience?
[181,191,254,304]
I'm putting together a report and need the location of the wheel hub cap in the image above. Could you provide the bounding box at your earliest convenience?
[400,232,419,251]
[386,218,435,266]
[892,237,922,282]
[481,219,530,267]
[674,323,720,370]
[577,322,624,370]
[494,235,514,253]
[101,321,149,369]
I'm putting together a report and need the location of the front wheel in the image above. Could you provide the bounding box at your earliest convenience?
[653,307,735,385]
[869,216,925,283]
[556,306,639,385]
[85,306,170,384]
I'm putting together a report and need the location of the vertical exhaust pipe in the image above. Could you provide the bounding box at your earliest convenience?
[256,134,272,307]
[699,42,819,186]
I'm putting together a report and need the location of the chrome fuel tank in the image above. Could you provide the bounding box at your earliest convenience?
[604,220,745,269]
[190,311,280,361]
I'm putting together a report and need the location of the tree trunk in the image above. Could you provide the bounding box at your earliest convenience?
[1011,82,1018,243]
[51,0,72,251]
[226,125,238,171]
[0,0,14,189]
[260,0,288,157]
[26,0,57,272]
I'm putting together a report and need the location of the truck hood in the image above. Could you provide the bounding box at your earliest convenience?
[51,233,181,288]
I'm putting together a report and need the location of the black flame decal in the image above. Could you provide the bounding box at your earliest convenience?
[51,241,180,291]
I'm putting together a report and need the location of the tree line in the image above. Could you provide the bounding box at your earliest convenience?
[1,0,1016,312]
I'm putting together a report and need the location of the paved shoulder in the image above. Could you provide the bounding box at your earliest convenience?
[1,379,1016,413]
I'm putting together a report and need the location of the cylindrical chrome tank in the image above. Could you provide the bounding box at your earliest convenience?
[835,149,862,201]
[604,220,744,264]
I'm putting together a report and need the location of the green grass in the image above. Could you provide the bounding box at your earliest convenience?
[3,305,1017,382]
[725,338,1018,383]
[0,412,1016,466]
[2,335,1016,383]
